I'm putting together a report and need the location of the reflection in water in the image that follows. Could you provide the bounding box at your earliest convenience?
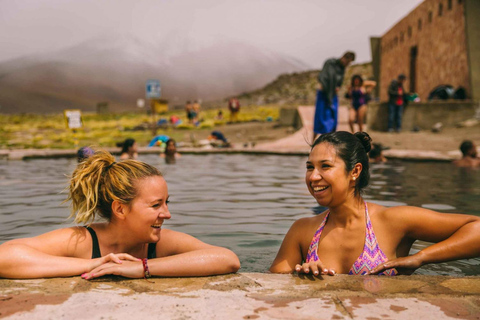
[0,155,479,274]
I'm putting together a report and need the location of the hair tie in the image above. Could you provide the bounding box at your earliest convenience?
[105,162,116,170]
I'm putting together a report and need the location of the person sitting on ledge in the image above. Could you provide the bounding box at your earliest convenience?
[0,150,240,279]
[453,140,480,168]
[270,131,480,276]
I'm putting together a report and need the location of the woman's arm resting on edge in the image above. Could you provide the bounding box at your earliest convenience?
[370,207,480,274]
[269,219,307,274]
[83,229,240,279]
[0,228,138,279]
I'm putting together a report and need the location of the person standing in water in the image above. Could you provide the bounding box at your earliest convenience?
[313,51,355,142]
[453,140,480,168]
[270,131,480,276]
[117,138,138,160]
[161,138,181,164]
[0,150,240,279]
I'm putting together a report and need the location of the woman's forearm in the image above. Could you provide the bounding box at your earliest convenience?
[0,243,91,278]
[148,247,240,277]
[415,221,480,266]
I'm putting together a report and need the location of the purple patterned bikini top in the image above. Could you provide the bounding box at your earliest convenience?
[306,202,397,276]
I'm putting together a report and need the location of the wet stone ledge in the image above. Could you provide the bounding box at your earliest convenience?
[0,273,479,319]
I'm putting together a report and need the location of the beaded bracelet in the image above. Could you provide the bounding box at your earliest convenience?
[142,258,151,279]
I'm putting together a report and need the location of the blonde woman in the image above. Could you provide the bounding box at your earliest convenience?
[0,151,240,279]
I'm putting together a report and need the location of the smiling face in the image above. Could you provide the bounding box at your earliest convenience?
[306,142,355,207]
[124,176,171,243]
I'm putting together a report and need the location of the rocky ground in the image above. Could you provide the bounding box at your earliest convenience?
[198,116,480,156]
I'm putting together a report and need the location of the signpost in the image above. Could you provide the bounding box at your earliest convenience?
[64,109,83,147]
[146,80,161,99]
[146,80,161,135]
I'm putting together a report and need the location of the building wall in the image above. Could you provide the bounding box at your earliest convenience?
[367,101,477,131]
[465,0,480,102]
[379,0,469,102]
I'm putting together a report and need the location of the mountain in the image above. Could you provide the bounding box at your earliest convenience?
[0,34,309,114]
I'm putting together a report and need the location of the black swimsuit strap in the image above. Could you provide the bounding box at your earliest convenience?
[84,226,102,259]
[147,243,157,259]
[85,226,156,259]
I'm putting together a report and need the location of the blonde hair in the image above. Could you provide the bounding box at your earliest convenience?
[67,150,162,224]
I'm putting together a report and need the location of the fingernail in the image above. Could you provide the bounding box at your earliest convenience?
[323,269,328,273]
[331,270,336,275]
[314,271,319,275]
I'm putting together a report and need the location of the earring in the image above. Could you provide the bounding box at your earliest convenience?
[353,177,356,181]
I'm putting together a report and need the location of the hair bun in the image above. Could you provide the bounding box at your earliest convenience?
[354,132,372,153]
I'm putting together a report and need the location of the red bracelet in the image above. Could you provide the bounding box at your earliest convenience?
[142,258,151,279]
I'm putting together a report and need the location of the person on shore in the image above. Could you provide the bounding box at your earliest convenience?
[313,51,355,142]
[345,75,376,133]
[228,98,241,123]
[453,140,480,168]
[387,74,409,132]
[192,100,201,125]
[270,131,480,276]
[208,131,231,148]
[185,101,194,124]
[160,138,181,164]
[0,150,240,279]
[117,138,138,160]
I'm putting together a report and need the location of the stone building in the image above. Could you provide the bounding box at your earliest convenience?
[370,0,480,103]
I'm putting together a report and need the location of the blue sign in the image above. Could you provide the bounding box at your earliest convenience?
[146,80,161,99]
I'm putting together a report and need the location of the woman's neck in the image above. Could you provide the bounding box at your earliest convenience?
[96,222,146,255]
[328,196,364,228]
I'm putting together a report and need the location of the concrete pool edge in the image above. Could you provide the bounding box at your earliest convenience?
[1,273,479,319]
[0,146,457,162]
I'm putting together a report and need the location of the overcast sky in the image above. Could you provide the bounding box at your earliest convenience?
[0,0,424,67]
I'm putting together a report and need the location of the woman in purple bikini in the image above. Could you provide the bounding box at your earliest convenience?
[270,131,480,276]
[345,75,376,133]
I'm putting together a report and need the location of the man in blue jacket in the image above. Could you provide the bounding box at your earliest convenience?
[313,51,355,141]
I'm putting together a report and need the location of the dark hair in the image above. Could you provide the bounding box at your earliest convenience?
[369,143,382,159]
[460,140,474,156]
[398,74,407,80]
[116,138,136,154]
[77,146,95,163]
[342,51,356,61]
[351,74,364,87]
[311,131,372,196]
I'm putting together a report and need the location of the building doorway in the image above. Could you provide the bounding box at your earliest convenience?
[410,46,418,93]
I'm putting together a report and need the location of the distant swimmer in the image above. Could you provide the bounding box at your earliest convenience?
[117,138,138,160]
[453,140,480,168]
[161,138,181,164]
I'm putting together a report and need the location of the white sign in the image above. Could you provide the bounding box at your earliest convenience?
[64,110,82,129]
[146,80,161,99]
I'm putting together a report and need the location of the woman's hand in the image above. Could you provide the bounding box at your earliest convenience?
[368,254,423,275]
[295,260,336,276]
[82,259,144,280]
[84,253,141,278]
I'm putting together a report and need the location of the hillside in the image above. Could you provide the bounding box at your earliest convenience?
[233,62,373,107]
